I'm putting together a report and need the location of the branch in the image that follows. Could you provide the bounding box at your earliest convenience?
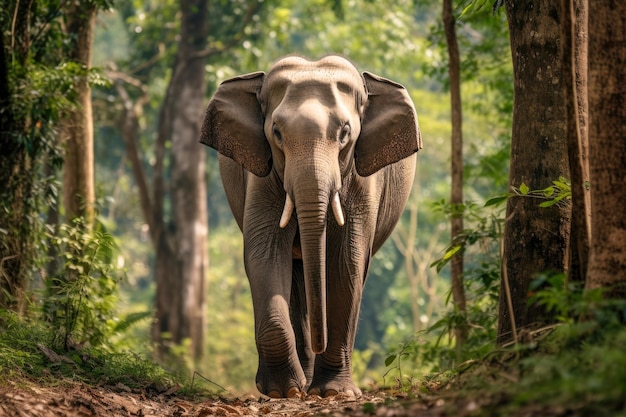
[128,43,166,75]
[108,69,146,90]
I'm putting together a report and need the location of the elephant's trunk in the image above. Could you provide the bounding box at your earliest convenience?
[283,162,344,354]
[297,197,328,354]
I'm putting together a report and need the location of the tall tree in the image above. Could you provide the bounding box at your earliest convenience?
[442,0,467,348]
[497,0,571,345]
[62,0,97,224]
[585,1,626,297]
[112,0,262,360]
[151,0,209,360]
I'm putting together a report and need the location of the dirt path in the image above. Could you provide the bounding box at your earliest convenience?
[0,382,462,416]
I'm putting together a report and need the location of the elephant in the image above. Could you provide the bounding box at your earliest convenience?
[200,55,422,398]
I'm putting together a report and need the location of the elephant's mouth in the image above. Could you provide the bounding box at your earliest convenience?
[291,231,302,259]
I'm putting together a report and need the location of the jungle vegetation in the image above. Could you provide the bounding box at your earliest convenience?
[1,0,625,415]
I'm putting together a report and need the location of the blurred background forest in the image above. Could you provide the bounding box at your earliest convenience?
[89,0,512,394]
[2,0,514,395]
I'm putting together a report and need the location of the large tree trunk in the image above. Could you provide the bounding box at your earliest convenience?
[498,0,571,345]
[62,1,96,224]
[152,0,209,361]
[443,0,467,349]
[585,1,626,297]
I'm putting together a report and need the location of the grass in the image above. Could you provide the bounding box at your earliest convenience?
[0,310,181,393]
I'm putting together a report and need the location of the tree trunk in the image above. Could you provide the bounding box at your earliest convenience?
[443,0,467,348]
[562,0,590,285]
[0,8,31,314]
[152,0,209,361]
[498,0,571,345]
[585,1,626,297]
[62,1,96,224]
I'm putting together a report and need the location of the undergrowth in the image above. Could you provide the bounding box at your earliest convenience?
[397,279,626,417]
[0,216,210,398]
[385,191,626,416]
[0,309,177,392]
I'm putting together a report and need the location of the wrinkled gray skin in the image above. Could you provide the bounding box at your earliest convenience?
[200,56,421,398]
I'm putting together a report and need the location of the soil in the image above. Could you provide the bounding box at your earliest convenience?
[0,380,478,417]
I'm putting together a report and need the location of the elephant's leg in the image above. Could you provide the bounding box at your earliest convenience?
[307,228,367,397]
[290,260,314,388]
[247,255,306,398]
[244,177,306,398]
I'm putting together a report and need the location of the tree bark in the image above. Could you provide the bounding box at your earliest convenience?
[152,0,209,361]
[562,0,590,285]
[0,0,35,314]
[443,0,467,348]
[62,1,97,224]
[585,1,626,298]
[498,0,571,345]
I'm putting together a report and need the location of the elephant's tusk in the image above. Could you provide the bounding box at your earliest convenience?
[279,193,295,228]
[331,192,345,227]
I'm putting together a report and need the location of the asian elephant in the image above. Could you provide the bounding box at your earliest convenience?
[200,55,422,398]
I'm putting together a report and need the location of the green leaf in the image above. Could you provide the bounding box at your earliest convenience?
[553,180,570,191]
[113,311,152,333]
[385,354,397,367]
[484,195,508,207]
[442,245,462,261]
[539,200,557,208]
[542,187,555,197]
[519,183,530,195]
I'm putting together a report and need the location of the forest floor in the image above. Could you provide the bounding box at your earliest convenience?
[1,314,624,416]
[0,379,450,417]
[0,374,583,417]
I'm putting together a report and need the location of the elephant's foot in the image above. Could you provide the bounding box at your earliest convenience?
[256,359,307,398]
[307,363,362,398]
[307,378,362,398]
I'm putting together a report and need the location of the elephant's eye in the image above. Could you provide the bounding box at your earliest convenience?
[339,123,351,145]
[273,124,283,143]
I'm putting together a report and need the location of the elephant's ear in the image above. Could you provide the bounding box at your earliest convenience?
[200,71,272,177]
[355,72,422,177]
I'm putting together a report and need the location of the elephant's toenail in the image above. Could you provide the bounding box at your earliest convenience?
[268,390,282,398]
[324,389,339,397]
[308,387,321,396]
[287,387,300,398]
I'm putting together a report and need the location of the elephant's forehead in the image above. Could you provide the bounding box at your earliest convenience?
[265,56,364,94]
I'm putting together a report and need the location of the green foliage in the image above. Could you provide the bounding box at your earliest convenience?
[404,251,626,415]
[430,199,503,275]
[0,309,177,390]
[383,335,422,389]
[529,273,626,326]
[44,218,125,351]
[486,176,573,211]
[383,196,503,386]
[499,280,626,413]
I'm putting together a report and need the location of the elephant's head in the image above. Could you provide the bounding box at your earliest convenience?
[201,55,421,353]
